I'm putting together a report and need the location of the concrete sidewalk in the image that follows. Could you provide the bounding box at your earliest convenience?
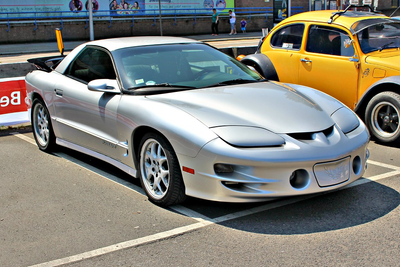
[0,31,262,56]
[0,31,262,78]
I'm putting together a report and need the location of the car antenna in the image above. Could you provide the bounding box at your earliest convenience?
[55,28,64,56]
[328,0,379,24]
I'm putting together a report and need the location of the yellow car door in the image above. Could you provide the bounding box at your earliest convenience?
[261,23,305,84]
[298,24,360,109]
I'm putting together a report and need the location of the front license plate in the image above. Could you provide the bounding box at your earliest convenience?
[314,157,350,187]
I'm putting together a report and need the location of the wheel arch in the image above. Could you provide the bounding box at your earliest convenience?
[355,76,400,120]
[131,126,164,169]
[30,91,45,103]
[240,54,279,81]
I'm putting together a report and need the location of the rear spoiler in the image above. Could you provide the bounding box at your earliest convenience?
[27,55,65,72]
[27,28,65,72]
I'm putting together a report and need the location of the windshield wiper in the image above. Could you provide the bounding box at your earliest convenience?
[203,78,266,88]
[128,83,197,90]
[379,42,396,52]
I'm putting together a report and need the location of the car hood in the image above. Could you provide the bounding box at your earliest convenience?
[365,52,400,71]
[148,82,334,134]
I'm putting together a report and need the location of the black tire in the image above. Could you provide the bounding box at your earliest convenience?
[365,91,400,144]
[240,54,279,81]
[138,132,186,206]
[31,98,56,152]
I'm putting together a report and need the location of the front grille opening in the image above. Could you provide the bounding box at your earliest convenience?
[288,126,334,141]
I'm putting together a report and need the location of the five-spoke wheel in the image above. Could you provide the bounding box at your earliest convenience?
[32,98,56,151]
[138,132,186,206]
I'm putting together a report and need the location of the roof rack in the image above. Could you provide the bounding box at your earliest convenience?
[328,0,379,24]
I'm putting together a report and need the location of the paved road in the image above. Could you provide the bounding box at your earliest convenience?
[1,35,399,266]
[1,131,399,267]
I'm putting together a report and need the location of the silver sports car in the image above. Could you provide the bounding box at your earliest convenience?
[25,36,370,206]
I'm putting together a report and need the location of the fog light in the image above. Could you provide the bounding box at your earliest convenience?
[214,163,234,173]
[352,156,362,175]
[289,169,310,189]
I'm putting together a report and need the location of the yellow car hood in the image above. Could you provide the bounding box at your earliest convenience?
[365,52,400,72]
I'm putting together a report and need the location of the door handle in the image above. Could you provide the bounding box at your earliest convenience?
[300,58,312,63]
[54,88,63,96]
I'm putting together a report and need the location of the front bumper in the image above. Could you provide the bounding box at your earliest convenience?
[178,122,370,202]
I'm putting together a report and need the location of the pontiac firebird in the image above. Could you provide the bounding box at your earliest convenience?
[25,36,370,206]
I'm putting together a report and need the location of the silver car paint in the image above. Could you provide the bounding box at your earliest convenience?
[25,37,370,203]
[148,82,337,133]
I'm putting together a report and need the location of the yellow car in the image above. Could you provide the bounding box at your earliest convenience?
[242,7,400,144]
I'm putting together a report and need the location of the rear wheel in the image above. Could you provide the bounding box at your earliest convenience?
[365,91,400,144]
[31,98,56,152]
[138,132,186,206]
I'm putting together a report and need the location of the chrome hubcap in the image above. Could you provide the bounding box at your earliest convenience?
[372,101,400,138]
[140,139,170,199]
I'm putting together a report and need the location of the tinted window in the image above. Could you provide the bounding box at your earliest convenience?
[270,24,304,50]
[306,25,355,56]
[113,43,262,90]
[357,23,400,53]
[67,47,116,83]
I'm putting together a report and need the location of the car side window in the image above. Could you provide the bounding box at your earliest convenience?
[306,25,355,57]
[270,24,304,50]
[67,47,116,83]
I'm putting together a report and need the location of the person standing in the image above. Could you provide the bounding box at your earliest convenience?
[211,8,219,36]
[240,18,247,33]
[229,10,236,35]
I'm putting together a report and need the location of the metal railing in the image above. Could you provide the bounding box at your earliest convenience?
[0,7,304,32]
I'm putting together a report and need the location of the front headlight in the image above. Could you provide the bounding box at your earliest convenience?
[211,126,285,147]
[331,107,360,134]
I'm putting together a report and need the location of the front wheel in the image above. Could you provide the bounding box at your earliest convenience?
[365,91,400,144]
[138,132,186,206]
[31,98,56,152]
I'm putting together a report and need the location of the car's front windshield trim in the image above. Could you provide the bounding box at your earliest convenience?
[350,18,400,35]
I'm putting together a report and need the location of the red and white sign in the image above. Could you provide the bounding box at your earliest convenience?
[0,77,29,126]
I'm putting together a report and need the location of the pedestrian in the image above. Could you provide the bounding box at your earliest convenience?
[240,18,247,33]
[211,8,219,36]
[229,10,236,35]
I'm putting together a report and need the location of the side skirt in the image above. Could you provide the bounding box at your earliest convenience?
[56,138,138,178]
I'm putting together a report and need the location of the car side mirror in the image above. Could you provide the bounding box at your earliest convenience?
[88,79,120,93]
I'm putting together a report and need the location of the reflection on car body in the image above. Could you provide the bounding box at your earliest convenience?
[241,4,400,145]
[26,36,369,206]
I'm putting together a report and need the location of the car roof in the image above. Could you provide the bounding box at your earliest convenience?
[85,36,201,51]
[281,10,390,31]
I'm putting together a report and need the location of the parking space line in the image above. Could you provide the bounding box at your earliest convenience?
[368,159,400,171]
[29,220,214,267]
[11,133,400,266]
[11,132,36,145]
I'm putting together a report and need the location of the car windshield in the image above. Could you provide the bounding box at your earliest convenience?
[112,43,263,91]
[357,22,400,53]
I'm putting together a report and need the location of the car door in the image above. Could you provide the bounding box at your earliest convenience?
[262,23,305,84]
[298,24,360,109]
[52,46,122,160]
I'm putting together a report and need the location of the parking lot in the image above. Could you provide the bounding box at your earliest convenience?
[0,130,399,267]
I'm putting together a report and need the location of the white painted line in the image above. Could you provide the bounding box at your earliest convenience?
[56,151,147,197]
[12,133,210,222]
[29,220,214,267]
[368,159,400,171]
[13,133,400,267]
[11,132,36,145]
